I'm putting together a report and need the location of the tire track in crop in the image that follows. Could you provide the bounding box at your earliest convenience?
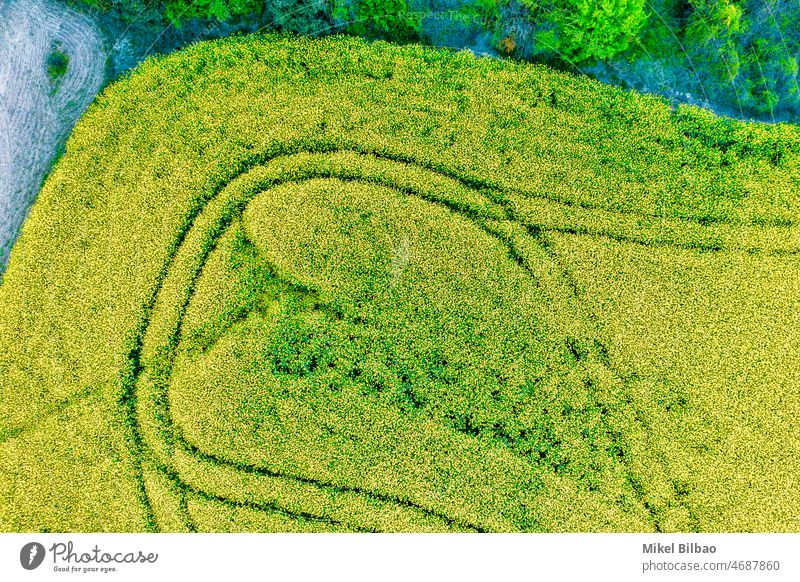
[525,224,688,532]
[127,150,536,532]
[285,143,799,256]
[126,150,503,532]
[155,463,366,532]
[123,146,786,532]
[0,382,99,445]
[340,144,797,231]
[186,488,367,532]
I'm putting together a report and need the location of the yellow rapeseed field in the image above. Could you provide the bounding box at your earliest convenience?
[1,34,798,532]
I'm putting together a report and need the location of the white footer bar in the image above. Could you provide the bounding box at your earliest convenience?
[1,533,797,582]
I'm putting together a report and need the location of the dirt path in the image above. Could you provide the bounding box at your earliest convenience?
[0,0,106,272]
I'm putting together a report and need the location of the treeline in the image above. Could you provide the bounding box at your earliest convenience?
[79,0,799,120]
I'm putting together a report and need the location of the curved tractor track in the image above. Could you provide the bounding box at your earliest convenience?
[127,146,795,532]
[130,148,618,533]
[0,0,105,272]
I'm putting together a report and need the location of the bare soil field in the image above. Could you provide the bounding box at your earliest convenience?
[0,0,105,272]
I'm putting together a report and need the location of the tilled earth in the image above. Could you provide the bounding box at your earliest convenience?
[0,0,105,272]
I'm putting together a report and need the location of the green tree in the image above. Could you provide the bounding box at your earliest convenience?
[522,0,649,63]
[344,0,421,42]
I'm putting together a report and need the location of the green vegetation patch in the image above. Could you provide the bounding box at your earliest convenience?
[1,34,799,532]
[46,44,70,83]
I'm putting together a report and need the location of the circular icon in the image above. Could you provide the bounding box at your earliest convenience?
[20,542,45,570]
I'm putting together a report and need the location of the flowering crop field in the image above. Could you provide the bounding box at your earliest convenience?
[0,34,798,532]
